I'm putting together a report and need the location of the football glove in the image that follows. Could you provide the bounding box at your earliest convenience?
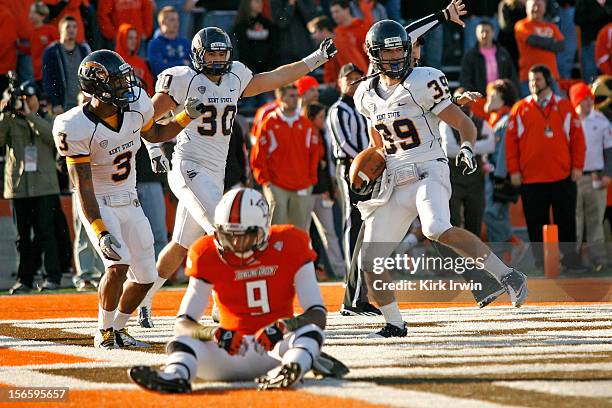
[146,144,171,173]
[254,322,285,352]
[302,38,338,71]
[456,141,477,175]
[183,96,207,119]
[213,327,247,356]
[99,232,122,261]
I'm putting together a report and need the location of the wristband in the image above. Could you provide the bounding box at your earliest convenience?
[91,218,108,238]
[460,140,473,151]
[175,110,193,128]
[302,49,326,72]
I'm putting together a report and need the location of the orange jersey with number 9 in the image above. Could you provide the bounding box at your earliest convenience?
[185,224,317,334]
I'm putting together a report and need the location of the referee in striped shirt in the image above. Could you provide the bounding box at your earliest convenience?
[327,63,381,316]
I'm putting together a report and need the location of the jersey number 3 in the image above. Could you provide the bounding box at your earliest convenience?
[246,280,270,314]
[111,151,132,182]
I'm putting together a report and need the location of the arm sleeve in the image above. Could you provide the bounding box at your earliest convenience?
[526,35,565,52]
[154,66,191,108]
[474,120,496,155]
[595,26,611,70]
[96,0,116,41]
[176,277,212,322]
[358,0,374,31]
[440,122,459,158]
[327,106,361,158]
[417,68,452,114]
[294,262,325,312]
[231,61,254,96]
[505,107,521,175]
[569,110,586,170]
[53,115,93,157]
[404,11,444,43]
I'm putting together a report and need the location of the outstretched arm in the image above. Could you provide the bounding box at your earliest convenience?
[405,0,467,42]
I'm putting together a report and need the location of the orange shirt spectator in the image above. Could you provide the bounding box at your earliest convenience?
[331,0,373,67]
[514,0,564,81]
[28,2,59,82]
[115,24,153,95]
[595,22,612,76]
[251,110,319,190]
[98,0,153,43]
[0,0,35,42]
[43,0,88,44]
[0,7,19,77]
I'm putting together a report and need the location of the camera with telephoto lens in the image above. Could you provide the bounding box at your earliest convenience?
[2,71,25,113]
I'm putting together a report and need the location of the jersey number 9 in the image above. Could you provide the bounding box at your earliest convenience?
[246,280,270,315]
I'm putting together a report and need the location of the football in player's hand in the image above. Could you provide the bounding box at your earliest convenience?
[349,147,385,195]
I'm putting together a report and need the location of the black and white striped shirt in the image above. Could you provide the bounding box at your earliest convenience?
[326,95,369,161]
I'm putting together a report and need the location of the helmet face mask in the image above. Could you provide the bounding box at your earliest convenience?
[78,51,141,108]
[192,28,233,76]
[366,20,412,80]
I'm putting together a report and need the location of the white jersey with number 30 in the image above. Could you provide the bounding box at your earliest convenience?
[53,89,154,195]
[156,62,253,178]
[354,67,452,167]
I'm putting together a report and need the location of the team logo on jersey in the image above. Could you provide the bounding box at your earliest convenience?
[198,86,207,94]
[99,140,108,149]
[274,241,283,251]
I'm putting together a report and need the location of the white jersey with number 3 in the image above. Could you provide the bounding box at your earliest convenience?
[53,89,154,195]
[156,62,253,178]
[354,67,452,167]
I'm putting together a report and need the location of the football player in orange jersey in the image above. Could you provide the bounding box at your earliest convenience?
[128,188,347,392]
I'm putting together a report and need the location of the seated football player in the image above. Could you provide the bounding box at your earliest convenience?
[129,188,347,392]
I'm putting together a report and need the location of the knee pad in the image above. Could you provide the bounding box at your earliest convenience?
[166,339,197,357]
[292,324,325,348]
[421,219,452,241]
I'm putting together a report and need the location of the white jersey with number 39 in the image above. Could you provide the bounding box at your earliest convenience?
[354,67,452,167]
[53,89,154,195]
[156,62,253,178]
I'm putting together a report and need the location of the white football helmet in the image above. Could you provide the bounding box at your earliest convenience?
[214,188,271,264]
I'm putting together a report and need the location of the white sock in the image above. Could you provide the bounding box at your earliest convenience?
[379,302,403,328]
[113,311,132,330]
[282,348,313,375]
[98,307,116,330]
[140,277,167,309]
[162,364,189,381]
[164,351,197,381]
[483,252,512,281]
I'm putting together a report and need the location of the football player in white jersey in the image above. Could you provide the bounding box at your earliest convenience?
[53,50,206,349]
[352,21,528,338]
[137,27,337,323]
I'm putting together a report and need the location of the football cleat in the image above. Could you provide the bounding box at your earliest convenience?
[128,366,192,394]
[368,322,408,338]
[501,269,528,308]
[256,363,302,390]
[115,328,150,348]
[138,306,154,328]
[94,328,118,349]
[340,303,382,316]
[311,352,350,378]
[477,287,506,308]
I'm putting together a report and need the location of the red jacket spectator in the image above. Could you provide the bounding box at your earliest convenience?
[514,17,564,81]
[0,7,19,76]
[28,2,59,82]
[43,0,88,44]
[251,108,319,190]
[115,23,153,95]
[506,94,586,184]
[595,22,612,76]
[332,0,373,67]
[250,99,279,138]
[98,0,153,43]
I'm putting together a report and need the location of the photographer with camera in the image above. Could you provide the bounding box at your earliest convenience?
[1,78,63,294]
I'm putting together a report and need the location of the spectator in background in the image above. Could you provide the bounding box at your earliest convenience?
[42,15,90,114]
[514,0,564,96]
[307,15,369,85]
[233,0,277,74]
[97,0,153,49]
[1,81,63,293]
[440,87,495,236]
[506,64,586,272]
[555,0,577,79]
[28,2,59,90]
[295,75,319,113]
[330,0,373,66]
[498,0,526,70]
[0,5,19,94]
[1,0,36,84]
[574,0,612,83]
[42,0,88,44]
[147,6,191,78]
[570,82,612,271]
[350,0,387,23]
[401,0,447,68]
[270,0,318,65]
[483,79,521,245]
[595,22,612,75]
[251,84,319,231]
[460,21,517,97]
[115,24,154,95]
[462,0,500,51]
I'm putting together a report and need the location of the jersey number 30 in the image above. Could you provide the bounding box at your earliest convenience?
[197,105,237,137]
[246,280,270,314]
